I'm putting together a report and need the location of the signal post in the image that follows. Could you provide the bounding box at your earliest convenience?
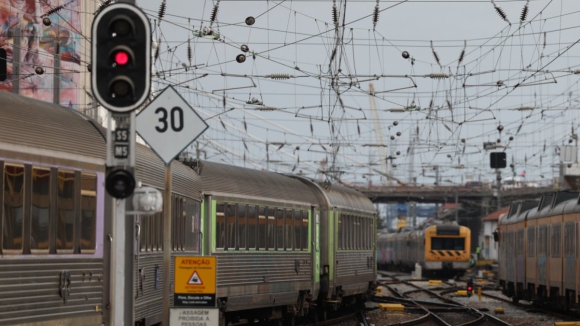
[91,2,151,325]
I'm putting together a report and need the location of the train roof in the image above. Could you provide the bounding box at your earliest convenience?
[0,91,106,161]
[0,91,201,200]
[288,178,376,215]
[197,160,319,207]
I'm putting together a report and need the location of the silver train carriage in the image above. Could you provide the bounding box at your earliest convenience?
[0,91,377,325]
[0,92,202,326]
[377,223,471,276]
[497,190,580,309]
[194,162,377,324]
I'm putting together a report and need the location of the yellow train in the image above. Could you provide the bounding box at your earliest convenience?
[377,223,471,277]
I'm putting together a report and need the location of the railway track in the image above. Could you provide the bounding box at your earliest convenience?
[375,277,512,325]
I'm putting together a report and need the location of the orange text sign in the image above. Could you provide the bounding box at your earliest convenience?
[174,256,216,295]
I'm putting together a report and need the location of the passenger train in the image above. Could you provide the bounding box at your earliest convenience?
[376,223,471,277]
[497,190,580,309]
[0,92,377,325]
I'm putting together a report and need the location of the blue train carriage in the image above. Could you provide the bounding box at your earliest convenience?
[291,178,377,311]
[0,92,108,325]
[196,161,320,324]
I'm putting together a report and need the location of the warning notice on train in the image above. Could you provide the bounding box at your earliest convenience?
[174,256,216,307]
[170,308,218,326]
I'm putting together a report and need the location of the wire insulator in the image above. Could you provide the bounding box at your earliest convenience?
[447,100,453,110]
[42,5,64,17]
[430,41,441,67]
[543,32,547,48]
[268,73,291,80]
[491,0,509,23]
[332,5,338,27]
[520,0,529,23]
[210,3,219,23]
[154,38,161,62]
[428,73,449,79]
[458,40,466,66]
[372,2,379,31]
[158,0,166,22]
[187,39,192,64]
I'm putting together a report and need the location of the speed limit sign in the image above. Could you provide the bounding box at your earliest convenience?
[136,86,208,165]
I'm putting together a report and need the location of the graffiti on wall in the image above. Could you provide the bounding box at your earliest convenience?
[0,0,81,108]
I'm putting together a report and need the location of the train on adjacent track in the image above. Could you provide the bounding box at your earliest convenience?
[376,223,472,277]
[0,92,377,326]
[497,190,580,310]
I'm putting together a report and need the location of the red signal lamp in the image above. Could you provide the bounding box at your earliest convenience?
[467,286,473,291]
[114,51,130,66]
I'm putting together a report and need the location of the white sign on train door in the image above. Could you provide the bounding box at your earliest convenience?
[169,308,218,326]
[137,86,208,165]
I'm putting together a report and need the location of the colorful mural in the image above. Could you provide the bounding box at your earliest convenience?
[0,0,81,108]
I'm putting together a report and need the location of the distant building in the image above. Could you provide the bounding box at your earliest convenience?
[480,206,509,261]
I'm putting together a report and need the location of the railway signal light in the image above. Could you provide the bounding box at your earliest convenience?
[490,152,507,169]
[467,279,473,297]
[105,168,136,199]
[91,3,151,113]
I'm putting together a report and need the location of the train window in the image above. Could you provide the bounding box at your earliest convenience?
[30,168,50,252]
[538,226,547,255]
[140,215,148,251]
[258,206,267,249]
[216,203,225,249]
[431,238,465,250]
[516,230,524,255]
[226,204,236,250]
[565,222,575,256]
[551,224,561,258]
[157,211,163,251]
[337,214,343,250]
[3,164,25,251]
[527,227,535,257]
[293,210,301,250]
[267,207,275,250]
[302,210,309,250]
[276,208,284,250]
[56,170,75,252]
[236,204,246,250]
[80,173,97,252]
[285,209,293,250]
[184,199,199,251]
[247,205,257,250]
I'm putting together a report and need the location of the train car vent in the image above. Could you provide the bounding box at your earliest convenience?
[539,194,554,211]
[552,191,579,208]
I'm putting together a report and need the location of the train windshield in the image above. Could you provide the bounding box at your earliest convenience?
[431,237,465,250]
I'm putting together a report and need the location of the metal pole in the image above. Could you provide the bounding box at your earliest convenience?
[12,27,20,94]
[53,33,60,105]
[111,198,127,325]
[455,191,458,222]
[163,164,173,325]
[496,169,501,210]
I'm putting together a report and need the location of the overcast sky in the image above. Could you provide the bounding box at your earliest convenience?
[136,0,580,186]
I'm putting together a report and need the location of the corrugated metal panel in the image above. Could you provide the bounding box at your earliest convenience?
[324,183,376,214]
[0,258,104,324]
[134,253,164,322]
[336,251,374,278]
[200,161,318,205]
[134,145,201,201]
[0,92,105,159]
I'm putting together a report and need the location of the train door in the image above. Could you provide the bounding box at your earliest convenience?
[312,206,321,300]
[563,216,576,305]
[525,222,537,298]
[549,216,563,299]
